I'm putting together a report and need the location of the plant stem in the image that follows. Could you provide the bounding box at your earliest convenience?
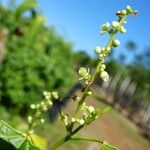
[49,15,127,150]
[49,134,70,150]
[70,136,103,144]
[49,125,84,150]
[75,15,126,115]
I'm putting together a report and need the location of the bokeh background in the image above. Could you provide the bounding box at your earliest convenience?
[0,0,150,150]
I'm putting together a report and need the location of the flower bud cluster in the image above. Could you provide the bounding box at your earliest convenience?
[100,22,110,35]
[82,104,100,125]
[112,21,126,34]
[94,47,110,82]
[27,91,59,130]
[60,103,100,132]
[61,113,69,126]
[116,5,135,17]
[86,89,93,96]
[94,47,111,57]
[94,6,137,82]
[78,67,91,85]
[100,71,109,82]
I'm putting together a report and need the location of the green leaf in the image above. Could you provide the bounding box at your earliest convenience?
[19,139,39,150]
[0,120,39,150]
[101,143,118,150]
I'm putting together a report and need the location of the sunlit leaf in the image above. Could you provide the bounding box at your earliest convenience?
[0,120,39,150]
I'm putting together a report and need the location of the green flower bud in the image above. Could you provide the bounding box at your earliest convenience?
[79,67,88,77]
[79,119,85,125]
[122,10,127,15]
[43,91,51,100]
[78,67,91,83]
[52,91,59,99]
[71,118,76,123]
[43,91,48,96]
[105,47,111,55]
[126,5,133,14]
[112,39,120,47]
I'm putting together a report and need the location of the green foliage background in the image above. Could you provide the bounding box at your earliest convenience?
[0,0,75,115]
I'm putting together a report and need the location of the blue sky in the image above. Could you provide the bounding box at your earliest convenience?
[37,0,150,62]
[1,0,150,63]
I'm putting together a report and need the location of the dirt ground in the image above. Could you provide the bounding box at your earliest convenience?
[61,95,150,150]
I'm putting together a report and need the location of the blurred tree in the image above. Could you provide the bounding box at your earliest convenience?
[126,40,137,51]
[0,0,75,115]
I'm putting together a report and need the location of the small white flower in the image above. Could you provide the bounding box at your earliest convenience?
[30,104,36,109]
[43,91,48,96]
[71,118,76,123]
[94,46,101,54]
[126,5,131,10]
[101,22,110,31]
[112,21,120,28]
[88,106,95,113]
[117,11,121,14]
[100,64,106,71]
[122,10,127,15]
[40,101,44,106]
[100,71,109,81]
[40,118,45,123]
[87,90,93,96]
[52,92,59,99]
[120,26,126,33]
[47,100,53,106]
[126,5,132,13]
[79,119,85,125]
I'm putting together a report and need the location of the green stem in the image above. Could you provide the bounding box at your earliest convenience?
[70,136,103,144]
[49,134,70,150]
[49,125,84,150]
